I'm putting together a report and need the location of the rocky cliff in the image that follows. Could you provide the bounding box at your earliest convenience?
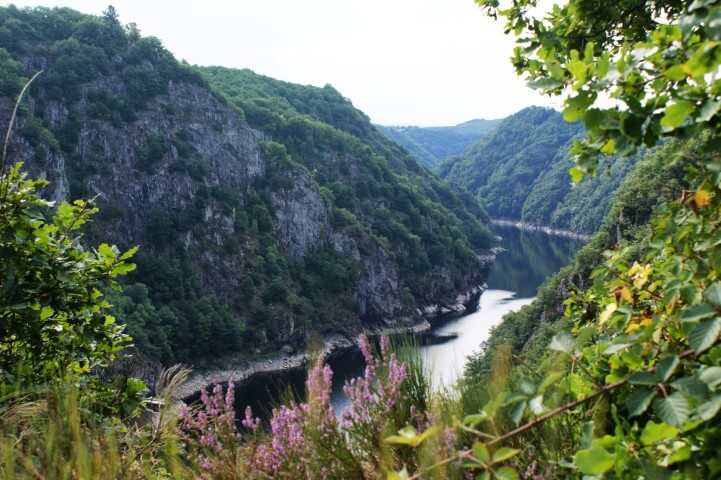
[1,6,493,365]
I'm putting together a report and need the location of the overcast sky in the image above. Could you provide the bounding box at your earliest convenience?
[3,0,557,126]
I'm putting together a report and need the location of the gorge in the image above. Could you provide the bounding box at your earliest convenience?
[3,2,720,478]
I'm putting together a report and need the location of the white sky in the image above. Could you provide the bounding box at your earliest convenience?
[3,0,557,126]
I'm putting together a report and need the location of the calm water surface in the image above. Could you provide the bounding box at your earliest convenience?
[235,225,584,418]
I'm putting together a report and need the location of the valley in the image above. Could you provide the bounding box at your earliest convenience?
[2,2,720,479]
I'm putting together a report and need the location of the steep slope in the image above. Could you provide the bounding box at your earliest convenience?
[463,143,686,386]
[376,118,502,168]
[438,106,640,233]
[0,6,492,364]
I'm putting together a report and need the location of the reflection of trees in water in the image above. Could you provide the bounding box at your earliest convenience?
[487,226,583,297]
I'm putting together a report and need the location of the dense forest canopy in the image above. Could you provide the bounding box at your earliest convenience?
[439,106,640,232]
[0,5,493,365]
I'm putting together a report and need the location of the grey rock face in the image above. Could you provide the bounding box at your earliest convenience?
[271,168,329,259]
[4,67,486,358]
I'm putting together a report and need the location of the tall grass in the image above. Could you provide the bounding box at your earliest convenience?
[0,336,475,479]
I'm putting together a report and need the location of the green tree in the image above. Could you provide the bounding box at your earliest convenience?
[0,80,136,390]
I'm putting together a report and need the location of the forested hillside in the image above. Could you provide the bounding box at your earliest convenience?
[464,142,686,385]
[375,118,502,168]
[439,107,639,233]
[0,6,492,364]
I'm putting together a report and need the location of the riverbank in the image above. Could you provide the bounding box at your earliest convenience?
[174,284,485,400]
[492,219,590,241]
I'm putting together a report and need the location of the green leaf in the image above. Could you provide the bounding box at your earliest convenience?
[119,245,139,261]
[705,283,721,307]
[653,393,690,427]
[699,367,721,389]
[563,92,595,121]
[640,421,678,445]
[628,371,658,385]
[527,77,563,90]
[518,377,535,395]
[689,318,721,353]
[494,466,520,480]
[583,108,605,130]
[574,445,615,475]
[492,448,520,464]
[473,441,490,464]
[40,306,54,320]
[548,332,575,355]
[510,401,526,426]
[671,377,709,397]
[621,114,644,140]
[464,412,489,427]
[567,57,588,83]
[600,138,616,154]
[655,355,679,382]
[386,425,427,447]
[698,99,721,123]
[98,243,117,264]
[387,468,410,480]
[660,100,695,130]
[680,303,717,323]
[569,166,585,183]
[415,426,439,445]
[666,443,691,465]
[575,326,596,348]
[386,425,438,447]
[626,389,656,417]
[697,394,721,421]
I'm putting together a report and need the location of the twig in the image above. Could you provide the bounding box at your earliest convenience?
[487,348,696,447]
[487,378,627,447]
[0,70,44,201]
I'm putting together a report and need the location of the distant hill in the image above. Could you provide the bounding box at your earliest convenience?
[375,118,502,168]
[439,107,640,233]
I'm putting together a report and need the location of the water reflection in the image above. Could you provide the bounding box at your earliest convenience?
[234,225,584,417]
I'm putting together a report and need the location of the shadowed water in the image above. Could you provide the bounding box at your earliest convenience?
[234,225,584,418]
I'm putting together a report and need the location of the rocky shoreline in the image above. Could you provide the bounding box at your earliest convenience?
[173,283,486,401]
[492,219,590,241]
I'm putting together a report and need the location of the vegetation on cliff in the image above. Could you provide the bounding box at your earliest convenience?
[3,0,721,478]
[439,106,642,233]
[0,6,492,365]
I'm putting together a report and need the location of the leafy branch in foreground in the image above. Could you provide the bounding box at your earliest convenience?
[1,73,137,404]
[477,0,721,181]
[385,0,721,477]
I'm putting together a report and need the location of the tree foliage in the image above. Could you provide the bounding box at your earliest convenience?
[395,0,721,478]
[439,107,638,232]
[0,160,135,393]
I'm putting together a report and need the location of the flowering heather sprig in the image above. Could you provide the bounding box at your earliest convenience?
[251,357,349,478]
[178,380,241,477]
[341,335,408,454]
[241,406,261,432]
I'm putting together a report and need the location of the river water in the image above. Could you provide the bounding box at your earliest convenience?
[234,225,584,419]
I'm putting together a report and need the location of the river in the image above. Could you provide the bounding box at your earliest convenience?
[234,225,584,419]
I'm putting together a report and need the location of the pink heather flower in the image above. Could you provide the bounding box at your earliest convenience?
[443,427,457,452]
[359,334,374,365]
[225,380,235,409]
[379,335,389,356]
[241,405,261,431]
[177,380,240,475]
